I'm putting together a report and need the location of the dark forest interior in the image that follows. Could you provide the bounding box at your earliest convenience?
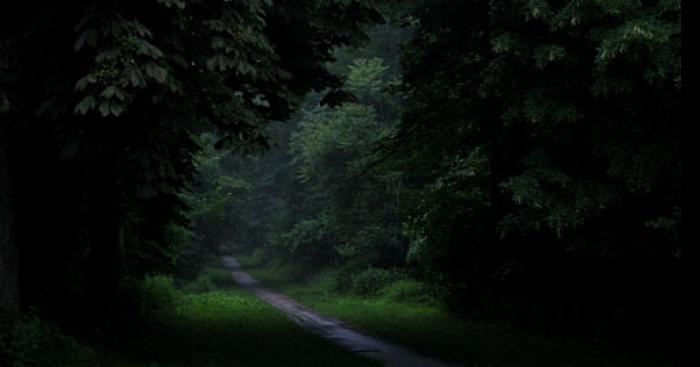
[1,1,681,366]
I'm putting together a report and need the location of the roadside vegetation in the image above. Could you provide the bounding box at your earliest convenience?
[106,267,379,367]
[239,254,677,367]
[2,265,380,367]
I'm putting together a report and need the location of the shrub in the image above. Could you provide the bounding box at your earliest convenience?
[180,266,233,294]
[330,266,359,293]
[0,311,98,367]
[181,273,216,294]
[350,267,405,296]
[115,274,182,334]
[381,279,438,305]
[139,275,182,319]
[309,271,338,293]
[205,268,234,288]
[248,247,273,266]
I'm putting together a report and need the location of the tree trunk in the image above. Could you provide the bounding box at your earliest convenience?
[84,158,124,331]
[0,123,19,312]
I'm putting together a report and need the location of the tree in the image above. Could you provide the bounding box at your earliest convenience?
[283,55,405,267]
[0,120,18,312]
[0,0,382,330]
[389,0,681,328]
[205,15,414,269]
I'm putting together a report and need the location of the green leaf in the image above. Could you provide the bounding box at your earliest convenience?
[98,100,110,116]
[0,91,9,114]
[74,75,96,91]
[126,67,146,88]
[206,55,232,72]
[145,63,168,83]
[100,86,120,99]
[74,29,98,50]
[156,0,186,9]
[95,48,121,62]
[110,101,124,116]
[74,96,96,115]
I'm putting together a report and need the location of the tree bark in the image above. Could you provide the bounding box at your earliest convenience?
[0,123,19,312]
[84,158,124,331]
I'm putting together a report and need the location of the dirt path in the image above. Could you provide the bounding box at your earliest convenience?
[222,256,462,367]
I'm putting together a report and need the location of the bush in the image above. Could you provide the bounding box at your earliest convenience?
[138,275,182,319]
[0,311,98,367]
[180,266,233,294]
[248,247,273,267]
[205,268,234,288]
[308,271,338,293]
[330,266,359,293]
[380,279,438,305]
[350,267,405,296]
[116,275,183,334]
[181,273,216,294]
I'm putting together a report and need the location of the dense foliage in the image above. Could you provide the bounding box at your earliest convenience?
[390,0,681,332]
[0,0,383,341]
[199,0,681,344]
[0,0,681,364]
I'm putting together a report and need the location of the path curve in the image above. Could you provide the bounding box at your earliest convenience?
[222,256,462,367]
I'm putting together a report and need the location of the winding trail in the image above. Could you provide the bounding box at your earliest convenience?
[222,256,461,367]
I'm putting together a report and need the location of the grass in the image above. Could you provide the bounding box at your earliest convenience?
[106,265,380,367]
[240,256,679,367]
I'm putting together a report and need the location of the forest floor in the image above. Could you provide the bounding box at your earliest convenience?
[222,256,459,367]
[105,276,379,366]
[237,255,677,367]
[104,256,676,367]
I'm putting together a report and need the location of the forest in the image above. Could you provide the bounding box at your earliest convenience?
[1,1,681,366]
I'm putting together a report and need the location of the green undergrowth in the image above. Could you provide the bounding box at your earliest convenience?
[238,255,678,367]
[178,265,235,294]
[0,311,99,367]
[107,265,379,367]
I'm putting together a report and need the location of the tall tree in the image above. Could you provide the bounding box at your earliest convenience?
[0,122,18,312]
[390,0,681,324]
[0,0,381,328]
